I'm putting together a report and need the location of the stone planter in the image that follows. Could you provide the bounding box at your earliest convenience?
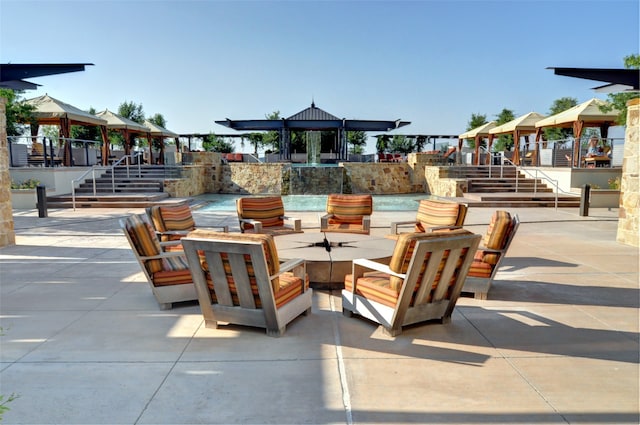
[11,189,38,209]
[590,189,621,208]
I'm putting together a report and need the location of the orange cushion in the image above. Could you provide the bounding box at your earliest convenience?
[326,194,372,220]
[483,211,513,250]
[415,200,462,232]
[125,215,163,274]
[158,204,195,232]
[237,197,285,230]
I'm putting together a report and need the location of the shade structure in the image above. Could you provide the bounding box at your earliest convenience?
[458,121,497,165]
[534,98,620,167]
[216,102,411,161]
[489,112,546,166]
[143,120,179,164]
[24,94,108,166]
[96,110,152,164]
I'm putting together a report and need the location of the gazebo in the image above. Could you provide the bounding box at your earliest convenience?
[533,98,620,167]
[458,121,497,165]
[143,120,179,164]
[215,102,411,162]
[24,94,108,166]
[96,109,151,165]
[488,112,546,166]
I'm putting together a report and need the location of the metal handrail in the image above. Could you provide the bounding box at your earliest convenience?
[71,165,107,211]
[477,146,563,210]
[71,152,143,210]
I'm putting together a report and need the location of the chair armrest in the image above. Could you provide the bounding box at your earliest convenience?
[282,216,302,232]
[362,215,371,232]
[273,258,306,284]
[352,258,405,278]
[160,240,183,249]
[390,220,417,234]
[428,225,463,232]
[204,225,229,233]
[139,251,185,261]
[320,213,334,230]
[239,218,262,233]
[349,258,405,293]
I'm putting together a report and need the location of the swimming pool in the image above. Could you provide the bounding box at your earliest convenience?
[195,194,433,212]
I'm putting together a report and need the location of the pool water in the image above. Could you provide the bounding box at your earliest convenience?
[195,194,432,212]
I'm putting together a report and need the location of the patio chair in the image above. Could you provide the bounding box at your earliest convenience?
[236,196,302,236]
[342,229,481,336]
[462,211,520,300]
[182,230,313,337]
[120,214,197,310]
[146,204,228,244]
[320,194,373,235]
[390,199,468,236]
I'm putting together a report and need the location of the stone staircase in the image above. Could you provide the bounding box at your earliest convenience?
[443,166,581,208]
[46,165,188,208]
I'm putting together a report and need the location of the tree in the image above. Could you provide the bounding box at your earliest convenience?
[203,133,234,152]
[347,130,367,154]
[388,135,416,154]
[465,113,488,149]
[0,89,35,136]
[262,111,281,153]
[543,97,578,143]
[493,108,515,151]
[115,101,145,150]
[70,106,101,146]
[147,113,168,151]
[600,54,640,126]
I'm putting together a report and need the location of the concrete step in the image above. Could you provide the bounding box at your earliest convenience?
[45,193,188,209]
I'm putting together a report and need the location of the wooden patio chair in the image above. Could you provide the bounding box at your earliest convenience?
[320,194,373,235]
[120,214,197,310]
[146,204,228,244]
[462,211,520,300]
[342,229,481,336]
[182,230,313,337]
[236,196,302,236]
[390,199,468,237]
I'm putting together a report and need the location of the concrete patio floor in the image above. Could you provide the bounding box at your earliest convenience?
[0,205,638,424]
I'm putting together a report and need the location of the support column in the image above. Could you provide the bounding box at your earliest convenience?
[0,97,16,246]
[617,98,639,247]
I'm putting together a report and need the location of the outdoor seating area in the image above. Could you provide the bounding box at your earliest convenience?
[1,206,637,424]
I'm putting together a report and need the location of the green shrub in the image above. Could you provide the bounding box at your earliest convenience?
[10,179,40,189]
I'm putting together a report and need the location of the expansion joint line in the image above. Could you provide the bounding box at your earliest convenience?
[329,294,353,425]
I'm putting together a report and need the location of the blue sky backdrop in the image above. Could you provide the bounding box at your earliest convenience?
[1,0,638,152]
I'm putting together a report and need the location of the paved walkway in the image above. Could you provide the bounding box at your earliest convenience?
[1,205,638,424]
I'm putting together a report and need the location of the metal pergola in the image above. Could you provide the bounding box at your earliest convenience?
[215,102,411,161]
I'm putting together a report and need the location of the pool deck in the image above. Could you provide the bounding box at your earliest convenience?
[1,206,638,424]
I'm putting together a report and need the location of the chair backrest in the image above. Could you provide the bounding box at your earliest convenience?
[414,199,467,232]
[121,214,164,275]
[147,204,196,233]
[236,196,286,231]
[483,210,516,249]
[326,194,373,222]
[387,229,480,302]
[182,230,282,306]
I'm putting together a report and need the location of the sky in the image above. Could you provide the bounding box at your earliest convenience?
[1,0,638,153]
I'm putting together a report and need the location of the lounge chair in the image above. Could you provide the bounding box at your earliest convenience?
[146,204,228,244]
[120,214,197,310]
[182,230,313,337]
[462,211,520,300]
[320,194,373,235]
[390,199,468,236]
[342,229,481,336]
[236,196,302,236]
